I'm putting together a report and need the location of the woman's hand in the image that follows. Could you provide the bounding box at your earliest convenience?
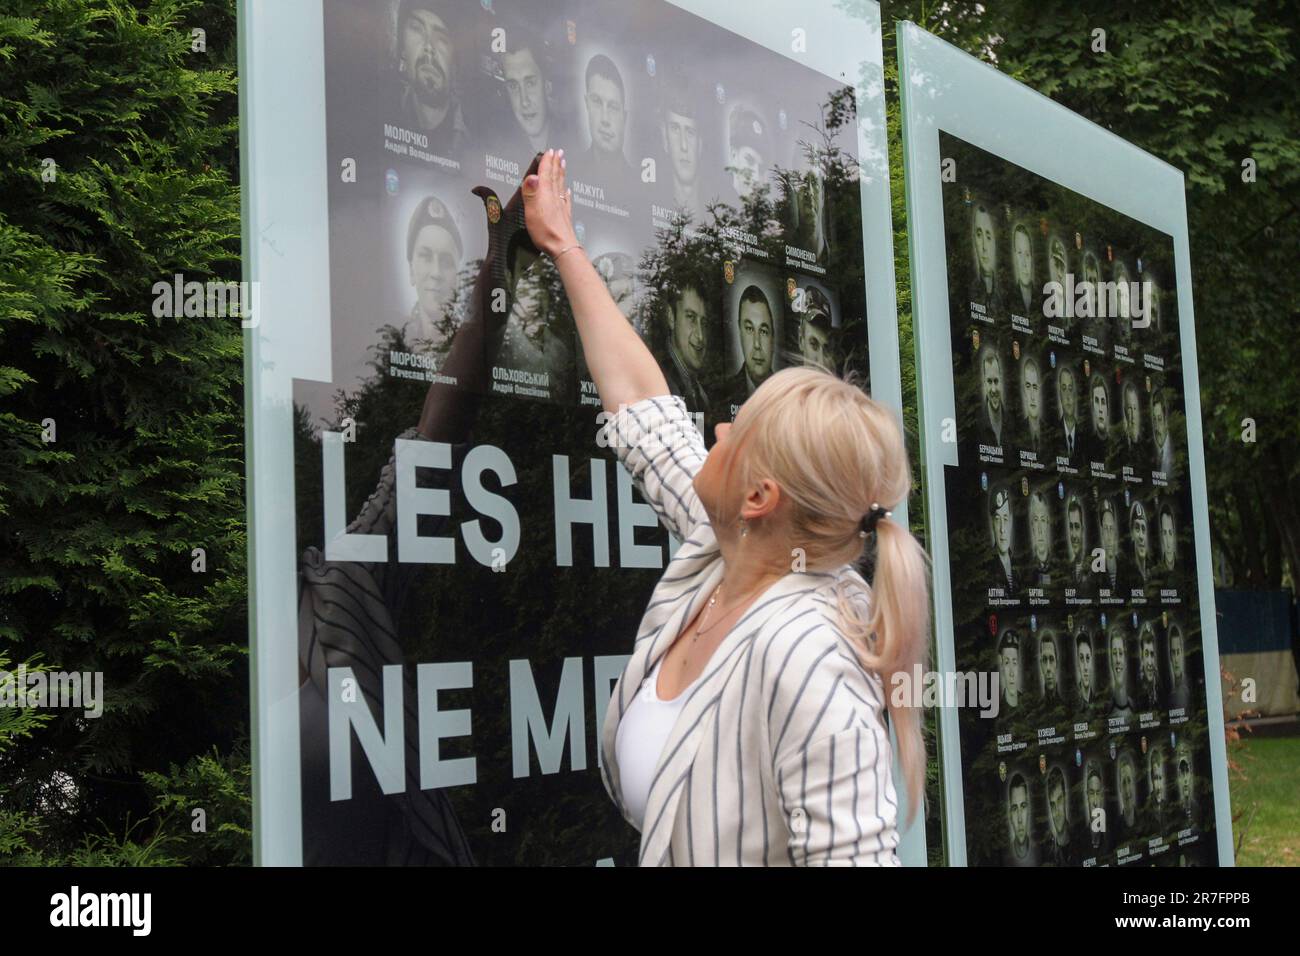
[521,148,579,259]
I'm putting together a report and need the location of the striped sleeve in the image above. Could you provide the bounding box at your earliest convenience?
[775,718,899,865]
[767,623,899,866]
[599,394,709,543]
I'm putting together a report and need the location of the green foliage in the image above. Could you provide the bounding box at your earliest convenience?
[880,0,1300,588]
[138,735,252,865]
[0,0,249,864]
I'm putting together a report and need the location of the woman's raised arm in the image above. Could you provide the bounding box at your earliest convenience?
[521,148,669,417]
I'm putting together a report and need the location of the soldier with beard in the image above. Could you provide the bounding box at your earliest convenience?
[976,344,1008,451]
[390,1,472,161]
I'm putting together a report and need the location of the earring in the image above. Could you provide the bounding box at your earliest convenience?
[739,518,748,538]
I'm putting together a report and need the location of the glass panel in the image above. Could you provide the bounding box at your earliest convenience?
[245,0,905,865]
[899,23,1231,867]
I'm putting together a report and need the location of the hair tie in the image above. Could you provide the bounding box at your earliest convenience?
[859,503,891,538]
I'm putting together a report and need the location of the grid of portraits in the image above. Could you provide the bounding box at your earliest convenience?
[938,132,1217,867]
[316,0,872,435]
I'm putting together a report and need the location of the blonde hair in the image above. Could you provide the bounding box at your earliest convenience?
[720,366,931,826]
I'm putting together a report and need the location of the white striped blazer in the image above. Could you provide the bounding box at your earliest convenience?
[598,394,901,866]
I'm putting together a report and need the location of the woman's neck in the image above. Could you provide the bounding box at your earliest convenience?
[716,545,789,606]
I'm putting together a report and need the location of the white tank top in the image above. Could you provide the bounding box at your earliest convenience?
[615,653,707,832]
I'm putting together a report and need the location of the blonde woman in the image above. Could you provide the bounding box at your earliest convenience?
[522,149,930,866]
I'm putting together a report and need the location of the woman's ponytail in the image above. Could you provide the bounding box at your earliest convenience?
[858,515,932,827]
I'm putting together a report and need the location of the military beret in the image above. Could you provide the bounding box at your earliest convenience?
[729,105,767,155]
[406,195,463,263]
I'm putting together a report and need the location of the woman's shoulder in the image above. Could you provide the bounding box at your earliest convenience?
[759,566,873,644]
[756,570,884,714]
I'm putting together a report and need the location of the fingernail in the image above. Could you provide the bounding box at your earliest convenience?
[558,148,565,159]
[546,147,554,156]
[561,158,566,169]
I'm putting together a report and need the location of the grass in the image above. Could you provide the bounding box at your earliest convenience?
[1227,733,1300,866]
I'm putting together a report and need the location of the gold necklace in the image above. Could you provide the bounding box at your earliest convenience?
[682,576,775,673]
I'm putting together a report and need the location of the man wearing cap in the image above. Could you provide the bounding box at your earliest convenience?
[724,283,776,414]
[392,1,471,159]
[727,104,768,204]
[1129,499,1151,592]
[794,286,835,372]
[404,195,463,349]
[578,53,634,197]
[987,484,1017,595]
